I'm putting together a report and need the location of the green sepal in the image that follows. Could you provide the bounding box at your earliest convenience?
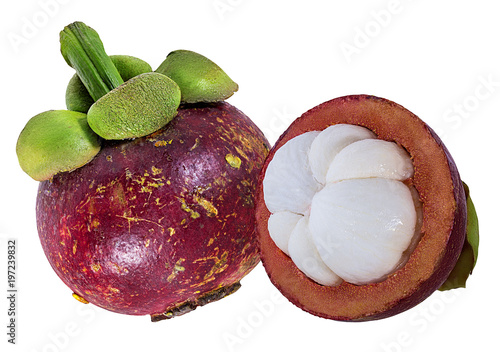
[156,49,238,103]
[66,55,153,113]
[16,110,101,181]
[87,72,181,140]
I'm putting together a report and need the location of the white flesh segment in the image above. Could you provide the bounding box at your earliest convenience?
[287,217,343,286]
[267,211,303,256]
[326,139,414,183]
[263,131,321,214]
[309,178,417,285]
[308,124,376,184]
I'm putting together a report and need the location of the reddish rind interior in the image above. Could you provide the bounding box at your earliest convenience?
[256,95,467,321]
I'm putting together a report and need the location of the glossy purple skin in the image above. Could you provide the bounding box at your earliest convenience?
[36,102,270,316]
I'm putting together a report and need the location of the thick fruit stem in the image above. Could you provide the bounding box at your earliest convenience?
[60,21,123,101]
[150,282,241,322]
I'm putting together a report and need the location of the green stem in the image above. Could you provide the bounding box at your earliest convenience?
[60,21,124,101]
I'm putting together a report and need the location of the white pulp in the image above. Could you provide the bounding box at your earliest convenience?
[262,124,419,286]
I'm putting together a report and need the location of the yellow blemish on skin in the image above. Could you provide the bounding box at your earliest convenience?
[167,259,186,282]
[145,239,151,248]
[96,185,107,193]
[60,266,69,274]
[110,182,127,208]
[241,179,252,187]
[147,181,165,188]
[225,154,241,169]
[92,218,100,229]
[152,166,162,175]
[91,263,101,273]
[110,262,122,274]
[213,173,228,188]
[206,251,229,279]
[116,213,165,233]
[190,277,215,288]
[193,195,218,217]
[155,139,173,147]
[190,211,200,219]
[190,138,200,151]
[193,251,229,281]
[241,243,251,255]
[207,238,214,246]
[73,240,78,255]
[60,218,72,237]
[72,293,89,304]
[168,227,175,236]
[234,146,249,161]
[134,176,146,186]
[106,155,113,162]
[109,287,120,294]
[178,198,201,219]
[140,186,153,194]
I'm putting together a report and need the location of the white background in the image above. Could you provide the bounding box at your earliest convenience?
[1,0,498,351]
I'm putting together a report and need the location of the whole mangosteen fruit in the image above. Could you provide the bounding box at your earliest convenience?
[256,94,476,321]
[37,102,270,321]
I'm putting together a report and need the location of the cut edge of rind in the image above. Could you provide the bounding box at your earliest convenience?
[256,94,467,321]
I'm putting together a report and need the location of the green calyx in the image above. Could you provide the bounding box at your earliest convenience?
[111,55,153,82]
[87,72,181,140]
[16,110,101,181]
[156,49,239,103]
[60,22,181,140]
[18,21,240,181]
[65,73,95,113]
[66,55,153,113]
[439,182,479,291]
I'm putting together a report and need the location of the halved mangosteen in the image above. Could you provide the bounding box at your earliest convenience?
[255,94,470,321]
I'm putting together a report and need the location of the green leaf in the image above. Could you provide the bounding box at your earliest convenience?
[439,181,479,291]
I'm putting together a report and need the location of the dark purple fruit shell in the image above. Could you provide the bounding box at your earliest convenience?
[255,95,467,321]
[36,102,270,320]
